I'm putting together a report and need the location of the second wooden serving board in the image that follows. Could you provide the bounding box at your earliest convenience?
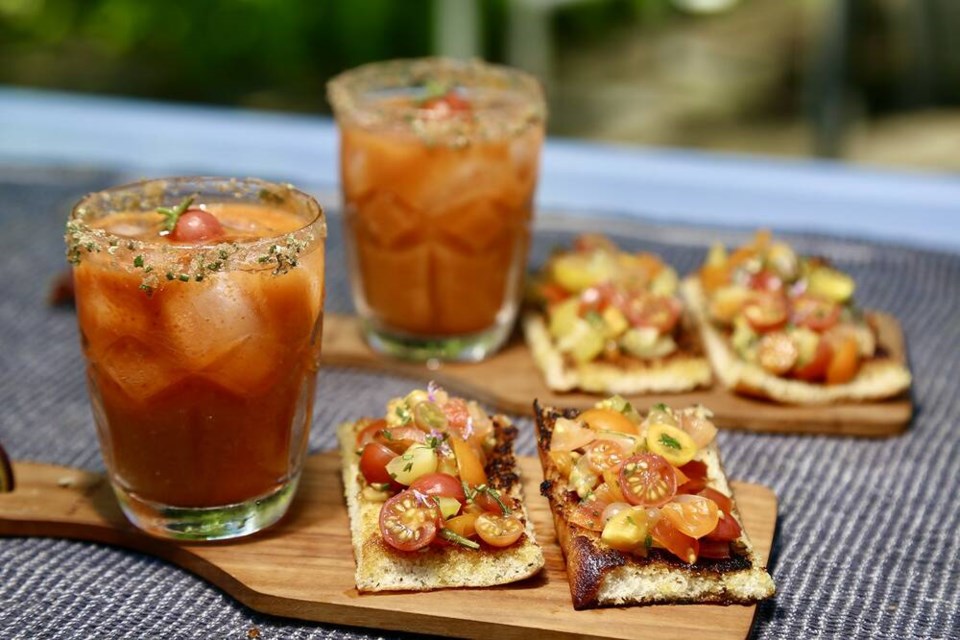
[320,312,912,437]
[0,453,777,640]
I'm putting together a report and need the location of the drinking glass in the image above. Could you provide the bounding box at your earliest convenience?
[328,57,546,361]
[66,177,326,540]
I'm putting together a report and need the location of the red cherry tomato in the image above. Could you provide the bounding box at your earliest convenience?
[619,453,678,507]
[704,510,743,542]
[698,538,732,559]
[409,472,466,502]
[650,517,699,564]
[742,293,788,333]
[420,91,471,116]
[169,208,225,243]
[568,500,607,532]
[378,426,427,454]
[359,442,397,485]
[698,487,733,514]
[677,460,709,494]
[792,294,841,332]
[793,336,833,382]
[473,489,518,515]
[379,490,440,552]
[623,295,681,333]
[748,269,783,292]
[758,332,799,375]
[355,419,388,448]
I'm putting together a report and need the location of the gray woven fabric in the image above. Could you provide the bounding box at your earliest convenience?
[1,167,958,639]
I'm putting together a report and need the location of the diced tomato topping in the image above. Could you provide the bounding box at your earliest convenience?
[379,490,440,552]
[619,453,677,507]
[359,442,398,485]
[792,294,841,332]
[378,426,427,454]
[650,517,699,564]
[793,337,833,382]
[826,336,860,385]
[698,538,732,559]
[698,487,733,514]
[569,500,607,532]
[743,292,788,333]
[355,419,389,447]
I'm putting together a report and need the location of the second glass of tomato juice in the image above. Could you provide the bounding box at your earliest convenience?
[327,58,546,361]
[66,177,326,540]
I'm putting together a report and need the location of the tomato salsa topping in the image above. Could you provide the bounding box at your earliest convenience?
[700,230,874,385]
[531,234,685,365]
[354,383,526,553]
[551,396,741,564]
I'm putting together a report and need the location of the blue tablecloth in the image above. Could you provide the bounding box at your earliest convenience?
[1,91,958,640]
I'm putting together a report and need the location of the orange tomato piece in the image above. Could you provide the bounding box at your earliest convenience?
[577,408,638,435]
[650,517,699,564]
[826,336,860,385]
[452,437,487,487]
[444,512,479,539]
[661,495,720,539]
[550,418,598,452]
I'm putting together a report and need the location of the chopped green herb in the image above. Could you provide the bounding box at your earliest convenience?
[439,528,480,550]
[133,255,144,268]
[659,434,682,450]
[652,403,669,413]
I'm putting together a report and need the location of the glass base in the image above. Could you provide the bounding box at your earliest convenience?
[113,477,299,541]
[361,318,512,363]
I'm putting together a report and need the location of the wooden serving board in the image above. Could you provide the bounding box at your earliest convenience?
[321,313,912,437]
[0,453,777,640]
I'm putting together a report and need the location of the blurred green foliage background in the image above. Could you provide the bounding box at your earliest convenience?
[2,0,959,170]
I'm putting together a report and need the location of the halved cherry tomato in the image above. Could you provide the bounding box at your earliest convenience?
[420,90,471,115]
[698,487,733,514]
[169,208,225,243]
[748,269,783,292]
[410,472,466,502]
[474,488,518,515]
[379,489,440,552]
[677,410,718,448]
[475,513,524,547]
[452,437,487,486]
[582,439,627,474]
[679,460,708,481]
[698,539,732,559]
[826,336,860,385]
[646,423,698,467]
[792,294,841,332]
[578,408,639,435]
[704,509,742,542]
[660,494,719,539]
[441,398,471,439]
[594,477,627,504]
[378,426,426,454]
[793,336,832,382]
[650,517,699,564]
[569,499,607,532]
[623,295,681,333]
[356,419,388,448]
[673,465,690,487]
[619,453,677,507]
[742,292,788,333]
[359,442,398,485]
[549,418,597,452]
[758,332,799,375]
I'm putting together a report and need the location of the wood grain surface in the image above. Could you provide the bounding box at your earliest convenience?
[321,312,912,437]
[0,453,777,640]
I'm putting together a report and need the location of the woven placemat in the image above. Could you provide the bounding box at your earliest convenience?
[0,167,957,640]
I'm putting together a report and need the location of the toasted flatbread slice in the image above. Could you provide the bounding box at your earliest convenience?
[338,416,544,592]
[534,402,775,609]
[523,312,712,394]
[681,278,912,404]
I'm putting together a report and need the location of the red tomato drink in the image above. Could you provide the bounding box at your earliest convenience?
[66,177,326,540]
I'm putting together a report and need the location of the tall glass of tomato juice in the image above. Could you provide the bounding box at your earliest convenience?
[66,177,326,540]
[327,58,546,361]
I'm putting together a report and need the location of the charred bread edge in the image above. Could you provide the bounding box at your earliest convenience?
[522,312,713,394]
[680,278,912,405]
[533,401,775,609]
[337,417,544,592]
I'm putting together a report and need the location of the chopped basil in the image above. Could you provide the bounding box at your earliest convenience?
[659,433,682,450]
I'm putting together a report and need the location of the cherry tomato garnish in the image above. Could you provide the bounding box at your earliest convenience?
[549,418,598,452]
[582,439,627,475]
[379,489,440,552]
[475,513,524,547]
[698,538,732,559]
[748,269,783,292]
[792,294,841,332]
[698,487,733,514]
[378,426,426,454]
[452,437,487,487]
[359,442,398,485]
[409,472,466,502]
[441,398,472,439]
[568,499,607,532]
[742,292,788,333]
[619,453,677,507]
[826,336,860,385]
[704,509,742,542]
[474,489,518,515]
[577,408,639,435]
[623,295,681,333]
[793,336,833,382]
[169,208,225,243]
[355,419,389,448]
[758,331,799,375]
[660,494,720,539]
[650,517,699,564]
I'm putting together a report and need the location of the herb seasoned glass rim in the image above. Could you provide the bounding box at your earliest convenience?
[327,57,546,147]
[66,176,326,291]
